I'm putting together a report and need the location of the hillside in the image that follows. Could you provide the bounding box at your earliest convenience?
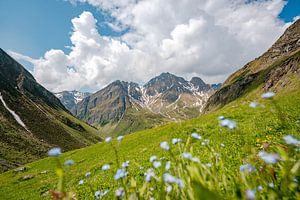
[205,18,300,111]
[73,73,214,136]
[0,70,299,199]
[0,48,101,172]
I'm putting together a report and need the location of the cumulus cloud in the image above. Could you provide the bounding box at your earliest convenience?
[10,0,296,92]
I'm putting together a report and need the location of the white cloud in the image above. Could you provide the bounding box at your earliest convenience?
[10,0,296,92]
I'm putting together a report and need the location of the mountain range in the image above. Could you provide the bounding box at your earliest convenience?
[63,73,217,136]
[54,90,91,110]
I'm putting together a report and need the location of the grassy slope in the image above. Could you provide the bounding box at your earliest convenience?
[97,105,169,137]
[0,95,101,172]
[0,72,299,199]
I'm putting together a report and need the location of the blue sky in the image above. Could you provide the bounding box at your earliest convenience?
[0,0,122,60]
[0,0,299,92]
[1,0,298,61]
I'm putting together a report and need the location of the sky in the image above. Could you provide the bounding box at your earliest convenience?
[0,0,299,92]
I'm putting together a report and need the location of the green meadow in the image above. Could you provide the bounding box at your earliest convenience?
[0,79,300,199]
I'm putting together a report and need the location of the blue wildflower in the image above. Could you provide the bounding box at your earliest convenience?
[85,172,91,177]
[182,152,193,160]
[245,189,256,200]
[122,160,130,168]
[64,159,74,166]
[105,137,112,143]
[249,101,259,108]
[101,164,110,171]
[95,190,109,199]
[115,187,125,198]
[172,138,182,144]
[163,173,184,188]
[48,148,61,157]
[160,141,170,150]
[261,91,275,99]
[220,119,237,129]
[257,185,263,191]
[165,161,171,171]
[283,135,300,146]
[79,180,84,185]
[145,168,155,182]
[191,133,202,140]
[153,161,161,168]
[218,116,225,120]
[240,164,256,173]
[117,135,124,141]
[149,155,157,162]
[258,151,280,164]
[114,168,127,180]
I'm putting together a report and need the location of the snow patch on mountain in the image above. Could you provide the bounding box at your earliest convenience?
[0,92,28,130]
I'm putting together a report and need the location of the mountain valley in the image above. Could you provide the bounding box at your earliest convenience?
[67,73,217,135]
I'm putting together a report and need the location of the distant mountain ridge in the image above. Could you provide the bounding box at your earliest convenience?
[70,72,216,136]
[54,90,91,110]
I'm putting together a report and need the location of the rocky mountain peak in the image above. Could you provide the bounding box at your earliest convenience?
[144,72,190,96]
[54,90,90,110]
[190,77,210,91]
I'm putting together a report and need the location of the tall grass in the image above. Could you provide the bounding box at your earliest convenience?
[48,92,300,200]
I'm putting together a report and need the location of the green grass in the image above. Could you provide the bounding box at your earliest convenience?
[0,77,299,199]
